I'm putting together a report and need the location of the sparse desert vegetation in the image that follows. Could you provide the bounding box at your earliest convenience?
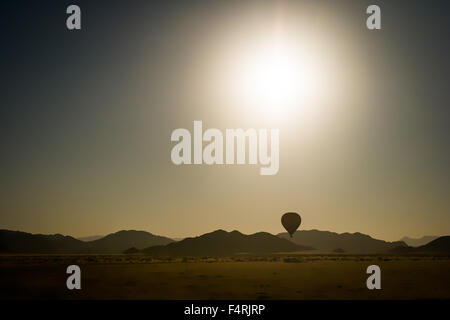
[1,254,449,299]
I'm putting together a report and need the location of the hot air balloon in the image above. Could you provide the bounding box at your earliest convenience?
[281,212,301,238]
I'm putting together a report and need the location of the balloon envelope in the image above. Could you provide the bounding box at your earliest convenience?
[281,212,301,237]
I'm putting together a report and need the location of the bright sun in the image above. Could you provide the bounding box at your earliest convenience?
[234,39,321,120]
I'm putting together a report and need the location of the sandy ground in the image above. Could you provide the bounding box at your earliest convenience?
[0,254,449,299]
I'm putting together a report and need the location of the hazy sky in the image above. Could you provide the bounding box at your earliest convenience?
[1,0,449,241]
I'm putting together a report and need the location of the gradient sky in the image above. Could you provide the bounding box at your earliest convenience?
[1,0,449,241]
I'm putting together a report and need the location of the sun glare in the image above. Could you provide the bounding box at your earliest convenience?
[234,39,321,120]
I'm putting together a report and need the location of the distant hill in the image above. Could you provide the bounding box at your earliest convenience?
[278,230,407,253]
[88,230,173,252]
[400,236,439,247]
[142,230,311,256]
[124,247,140,254]
[416,236,450,253]
[391,236,450,255]
[0,229,173,253]
[419,236,450,253]
[0,230,87,253]
[77,235,104,242]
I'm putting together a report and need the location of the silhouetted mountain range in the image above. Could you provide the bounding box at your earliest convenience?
[278,230,408,253]
[88,230,173,252]
[419,236,450,253]
[391,236,450,255]
[400,235,439,247]
[0,230,86,253]
[141,230,311,256]
[1,228,448,255]
[0,229,173,253]
[77,235,104,242]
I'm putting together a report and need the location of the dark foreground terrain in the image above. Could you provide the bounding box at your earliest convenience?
[0,254,449,299]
